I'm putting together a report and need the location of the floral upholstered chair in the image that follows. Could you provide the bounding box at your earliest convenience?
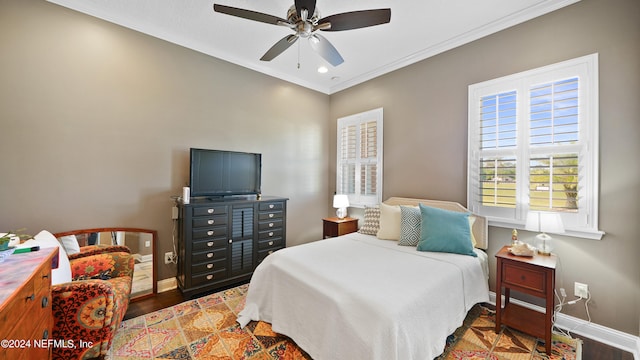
[50,243,134,359]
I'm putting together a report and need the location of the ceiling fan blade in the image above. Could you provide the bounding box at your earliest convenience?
[309,34,344,66]
[260,35,299,62]
[294,0,316,20]
[317,9,391,31]
[213,4,289,26]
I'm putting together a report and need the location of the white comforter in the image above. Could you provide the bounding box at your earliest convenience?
[237,232,489,360]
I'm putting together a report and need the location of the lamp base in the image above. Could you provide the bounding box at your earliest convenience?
[336,207,347,219]
[536,233,553,256]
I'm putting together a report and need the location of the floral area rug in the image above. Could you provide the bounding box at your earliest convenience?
[108,283,581,360]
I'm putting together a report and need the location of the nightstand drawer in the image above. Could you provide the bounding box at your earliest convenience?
[502,262,546,293]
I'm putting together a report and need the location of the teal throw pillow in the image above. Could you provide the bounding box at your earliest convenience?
[417,204,477,257]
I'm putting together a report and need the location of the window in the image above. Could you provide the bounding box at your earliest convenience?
[468,54,602,239]
[337,108,383,207]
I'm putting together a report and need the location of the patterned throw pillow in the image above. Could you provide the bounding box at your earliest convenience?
[399,205,421,246]
[358,205,380,235]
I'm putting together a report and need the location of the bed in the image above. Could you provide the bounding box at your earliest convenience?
[237,197,490,360]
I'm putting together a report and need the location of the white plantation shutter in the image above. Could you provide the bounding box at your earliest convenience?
[468,54,601,239]
[337,108,383,207]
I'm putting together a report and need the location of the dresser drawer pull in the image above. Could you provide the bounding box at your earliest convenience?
[26,294,35,301]
[268,250,274,255]
[42,274,49,279]
[42,329,49,340]
[41,296,49,308]
[269,213,274,218]
[207,230,214,236]
[269,204,275,209]
[207,263,214,269]
[206,274,214,280]
[207,241,214,247]
[207,252,214,258]
[268,241,274,246]
[268,232,274,237]
[208,209,215,213]
[521,275,526,281]
[269,223,274,228]
[208,219,215,225]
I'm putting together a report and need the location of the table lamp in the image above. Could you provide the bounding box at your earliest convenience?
[525,211,564,255]
[333,194,350,219]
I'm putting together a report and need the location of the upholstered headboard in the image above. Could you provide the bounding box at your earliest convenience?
[383,197,488,250]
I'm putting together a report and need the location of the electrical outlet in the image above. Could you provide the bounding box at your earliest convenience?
[164,252,175,264]
[574,282,588,298]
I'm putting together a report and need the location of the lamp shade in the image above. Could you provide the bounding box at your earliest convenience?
[525,212,565,234]
[525,211,564,255]
[332,194,350,208]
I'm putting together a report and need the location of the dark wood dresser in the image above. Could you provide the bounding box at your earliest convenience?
[177,196,288,298]
[0,246,58,360]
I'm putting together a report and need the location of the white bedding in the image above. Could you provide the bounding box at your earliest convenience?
[237,232,490,360]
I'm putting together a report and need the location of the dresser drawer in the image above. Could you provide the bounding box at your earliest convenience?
[258,237,284,250]
[502,262,546,293]
[259,228,283,240]
[258,219,283,231]
[192,249,227,264]
[192,226,227,239]
[258,211,283,221]
[193,205,228,217]
[191,258,227,275]
[192,237,228,252]
[259,201,285,211]
[191,268,227,286]
[193,215,228,228]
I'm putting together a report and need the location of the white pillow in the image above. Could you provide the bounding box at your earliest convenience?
[377,203,401,240]
[58,235,80,255]
[34,230,72,285]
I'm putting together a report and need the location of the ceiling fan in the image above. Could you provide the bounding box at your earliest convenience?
[213,1,391,67]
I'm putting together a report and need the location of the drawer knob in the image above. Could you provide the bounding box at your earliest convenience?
[207,230,214,236]
[207,263,214,269]
[208,219,215,225]
[42,329,49,340]
[229,239,233,244]
[26,294,35,301]
[269,213,274,218]
[207,252,214,258]
[41,296,49,308]
[268,232,274,237]
[268,250,274,255]
[269,223,274,228]
[269,204,274,209]
[208,209,214,213]
[521,275,526,281]
[42,274,49,279]
[206,274,214,280]
[268,241,274,246]
[207,241,214,247]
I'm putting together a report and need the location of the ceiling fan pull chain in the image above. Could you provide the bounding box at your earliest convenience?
[297,40,301,69]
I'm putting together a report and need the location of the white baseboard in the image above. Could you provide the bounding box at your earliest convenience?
[489,292,640,359]
[157,277,177,293]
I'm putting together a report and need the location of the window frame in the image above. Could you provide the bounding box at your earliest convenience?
[467,54,602,239]
[336,107,383,208]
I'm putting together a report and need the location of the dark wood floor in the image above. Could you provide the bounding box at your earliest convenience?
[126,290,634,360]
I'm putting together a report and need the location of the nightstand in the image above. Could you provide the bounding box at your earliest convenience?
[495,245,557,355]
[323,217,358,238]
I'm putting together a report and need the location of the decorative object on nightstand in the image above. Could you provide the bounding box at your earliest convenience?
[495,245,557,355]
[525,211,564,255]
[323,217,358,238]
[333,194,350,219]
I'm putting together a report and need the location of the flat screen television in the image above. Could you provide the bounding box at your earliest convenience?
[189,148,262,197]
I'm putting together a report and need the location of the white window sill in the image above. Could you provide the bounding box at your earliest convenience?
[488,218,605,240]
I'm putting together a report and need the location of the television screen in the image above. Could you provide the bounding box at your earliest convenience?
[189,148,262,197]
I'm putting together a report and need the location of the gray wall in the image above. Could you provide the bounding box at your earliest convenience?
[0,0,330,281]
[330,0,640,336]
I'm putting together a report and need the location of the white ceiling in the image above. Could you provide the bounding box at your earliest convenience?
[47,0,579,94]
